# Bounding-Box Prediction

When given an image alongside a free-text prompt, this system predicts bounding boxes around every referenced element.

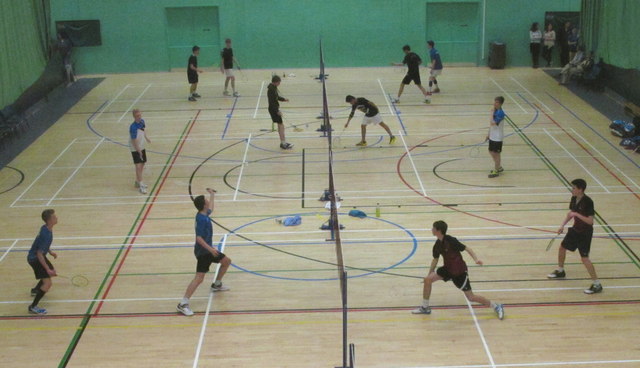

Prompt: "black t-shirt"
[349,97,379,118]
[432,235,467,276]
[403,52,422,75]
[569,195,594,232]
[267,83,285,110]
[187,55,198,75]
[221,48,233,69]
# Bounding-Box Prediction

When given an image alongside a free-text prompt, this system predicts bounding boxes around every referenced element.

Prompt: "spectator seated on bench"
[578,57,604,91]
[560,46,590,84]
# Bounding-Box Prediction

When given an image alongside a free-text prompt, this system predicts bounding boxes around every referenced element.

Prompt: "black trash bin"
[488,42,506,69]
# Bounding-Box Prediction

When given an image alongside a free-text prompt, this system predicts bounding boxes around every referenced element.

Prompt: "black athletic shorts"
[188,72,198,84]
[488,140,503,153]
[269,108,283,124]
[402,73,421,85]
[29,257,54,280]
[561,227,593,257]
[131,149,147,164]
[437,267,471,291]
[196,252,227,273]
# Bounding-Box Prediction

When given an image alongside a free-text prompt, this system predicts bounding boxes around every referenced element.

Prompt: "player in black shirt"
[547,179,602,294]
[345,95,395,147]
[220,38,239,97]
[391,45,430,103]
[267,75,292,149]
[187,46,203,102]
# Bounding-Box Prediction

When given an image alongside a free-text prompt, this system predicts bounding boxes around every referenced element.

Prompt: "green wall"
[50,0,581,73]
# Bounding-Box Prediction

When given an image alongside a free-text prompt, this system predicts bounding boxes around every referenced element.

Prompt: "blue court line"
[387,93,408,136]
[546,92,639,169]
[221,96,239,140]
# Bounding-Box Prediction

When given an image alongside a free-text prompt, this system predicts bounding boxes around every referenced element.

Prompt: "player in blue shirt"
[486,96,506,178]
[177,188,232,316]
[427,40,443,94]
[27,209,58,314]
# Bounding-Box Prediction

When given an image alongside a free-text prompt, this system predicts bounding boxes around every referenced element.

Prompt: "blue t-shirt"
[129,120,145,140]
[430,48,443,70]
[27,225,53,262]
[194,209,213,257]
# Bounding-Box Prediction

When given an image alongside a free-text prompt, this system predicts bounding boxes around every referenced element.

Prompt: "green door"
[166,7,220,70]
[426,2,480,64]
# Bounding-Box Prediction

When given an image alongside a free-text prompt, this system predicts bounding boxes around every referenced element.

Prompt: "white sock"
[181,297,189,305]
[422,299,429,308]
[557,267,564,272]
[490,301,497,309]
[594,279,601,285]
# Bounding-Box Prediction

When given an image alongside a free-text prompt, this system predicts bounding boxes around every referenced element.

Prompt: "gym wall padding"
[50,0,582,73]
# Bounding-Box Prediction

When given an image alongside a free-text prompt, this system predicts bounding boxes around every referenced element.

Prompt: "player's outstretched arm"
[465,246,483,266]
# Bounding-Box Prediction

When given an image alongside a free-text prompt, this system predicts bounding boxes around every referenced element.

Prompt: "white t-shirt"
[530,30,542,43]
[543,30,556,47]
[489,109,505,142]
[129,120,146,152]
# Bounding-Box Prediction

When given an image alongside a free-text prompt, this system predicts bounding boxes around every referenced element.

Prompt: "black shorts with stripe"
[437,267,471,291]
[131,149,147,164]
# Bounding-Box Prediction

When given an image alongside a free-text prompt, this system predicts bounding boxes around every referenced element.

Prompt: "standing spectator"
[220,38,239,97]
[57,32,76,86]
[542,23,556,67]
[558,21,572,66]
[568,27,580,62]
[187,46,203,102]
[529,22,542,68]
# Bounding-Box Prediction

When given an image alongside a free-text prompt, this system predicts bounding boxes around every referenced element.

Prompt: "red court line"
[94,110,201,315]
[4,299,639,321]
[536,103,640,201]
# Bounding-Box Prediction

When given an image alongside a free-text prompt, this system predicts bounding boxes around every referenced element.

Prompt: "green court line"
[505,115,640,270]
[58,118,195,368]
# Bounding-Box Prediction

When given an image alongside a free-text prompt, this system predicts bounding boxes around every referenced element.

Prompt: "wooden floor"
[1,66,639,368]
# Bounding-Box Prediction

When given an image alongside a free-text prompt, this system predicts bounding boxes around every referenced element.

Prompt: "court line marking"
[233,133,252,201]
[463,295,496,368]
[377,78,395,115]
[510,76,552,113]
[405,358,640,368]
[0,239,18,263]
[490,77,526,114]
[46,137,105,206]
[253,81,265,118]
[399,132,427,196]
[10,138,78,208]
[192,234,227,368]
[91,84,130,123]
[543,129,610,193]
[117,83,151,122]
[570,128,640,191]
[221,96,239,139]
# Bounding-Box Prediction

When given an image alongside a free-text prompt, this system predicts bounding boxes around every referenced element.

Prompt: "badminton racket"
[333,127,347,147]
[235,60,248,81]
[545,236,560,252]
[58,274,89,287]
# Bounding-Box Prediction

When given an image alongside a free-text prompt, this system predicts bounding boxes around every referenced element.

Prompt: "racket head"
[59,274,89,287]
[469,145,481,158]
[545,237,558,252]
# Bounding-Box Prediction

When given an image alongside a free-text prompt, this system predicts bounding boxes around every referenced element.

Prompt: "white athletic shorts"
[362,114,383,126]
[224,69,235,77]
[430,69,442,77]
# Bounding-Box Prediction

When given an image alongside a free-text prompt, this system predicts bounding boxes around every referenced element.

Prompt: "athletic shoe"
[497,166,504,173]
[494,304,505,320]
[488,170,499,178]
[547,269,566,279]
[30,288,37,297]
[391,98,400,103]
[211,283,230,292]
[411,306,431,314]
[188,96,197,102]
[28,305,47,315]
[432,88,440,93]
[139,184,148,194]
[584,283,603,294]
[355,141,367,147]
[177,303,194,316]
[389,136,396,144]
[233,92,240,97]
[280,142,293,150]
[192,93,201,98]
[223,90,230,96]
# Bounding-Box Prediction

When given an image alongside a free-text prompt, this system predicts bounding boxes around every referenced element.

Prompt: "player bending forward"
[413,220,504,319]
[345,95,395,147]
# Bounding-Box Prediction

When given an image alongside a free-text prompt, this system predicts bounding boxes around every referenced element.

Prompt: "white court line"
[46,137,105,206]
[0,239,19,263]
[399,132,427,196]
[490,77,526,114]
[10,138,78,208]
[377,78,395,115]
[509,76,552,113]
[544,129,610,193]
[570,128,640,190]
[192,234,227,368]
[463,295,496,368]
[233,134,252,201]
[404,358,640,368]
[92,84,130,123]
[117,83,152,122]
[253,81,265,118]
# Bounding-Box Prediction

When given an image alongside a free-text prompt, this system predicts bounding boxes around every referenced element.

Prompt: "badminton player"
[391,45,430,103]
[27,209,59,315]
[345,95,395,147]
